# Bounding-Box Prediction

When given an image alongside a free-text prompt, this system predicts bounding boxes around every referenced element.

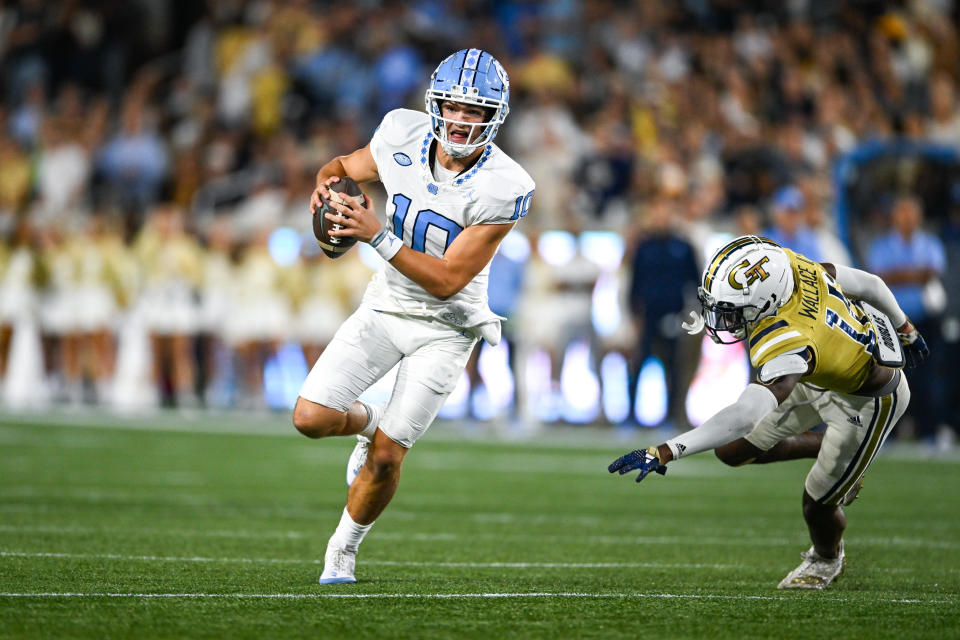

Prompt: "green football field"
[1,411,958,639]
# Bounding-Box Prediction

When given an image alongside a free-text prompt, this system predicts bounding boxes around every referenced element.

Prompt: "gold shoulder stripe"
[750,330,803,366]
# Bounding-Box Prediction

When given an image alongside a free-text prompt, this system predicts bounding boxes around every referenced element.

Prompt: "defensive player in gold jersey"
[610,235,929,590]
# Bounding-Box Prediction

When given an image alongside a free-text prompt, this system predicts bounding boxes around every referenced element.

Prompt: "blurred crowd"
[0,0,958,448]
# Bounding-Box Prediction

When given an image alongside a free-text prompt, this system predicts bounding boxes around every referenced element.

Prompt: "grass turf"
[0,413,958,639]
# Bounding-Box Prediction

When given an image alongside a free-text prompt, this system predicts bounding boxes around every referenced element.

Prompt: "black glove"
[897,319,929,368]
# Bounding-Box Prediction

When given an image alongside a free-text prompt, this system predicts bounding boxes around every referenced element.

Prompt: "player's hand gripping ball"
[313,177,366,259]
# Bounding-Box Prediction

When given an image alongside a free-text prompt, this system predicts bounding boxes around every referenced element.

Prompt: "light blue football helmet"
[425,48,510,158]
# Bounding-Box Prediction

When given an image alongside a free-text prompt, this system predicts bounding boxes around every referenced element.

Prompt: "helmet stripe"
[464,49,481,69]
[459,48,482,87]
[703,237,757,290]
[703,236,783,290]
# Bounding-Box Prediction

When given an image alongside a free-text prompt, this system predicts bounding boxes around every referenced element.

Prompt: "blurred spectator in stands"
[763,185,823,261]
[366,14,424,115]
[684,180,726,265]
[0,219,42,381]
[627,197,700,429]
[938,194,960,451]
[197,216,237,408]
[0,0,48,105]
[36,223,75,401]
[134,204,203,407]
[291,248,369,371]
[465,231,528,419]
[926,72,960,149]
[36,109,92,222]
[0,135,32,215]
[800,174,853,266]
[42,214,129,404]
[867,195,947,443]
[516,231,599,421]
[507,88,585,234]
[226,225,294,411]
[574,116,635,230]
[733,204,763,237]
[97,98,169,222]
[291,7,371,124]
[10,80,46,148]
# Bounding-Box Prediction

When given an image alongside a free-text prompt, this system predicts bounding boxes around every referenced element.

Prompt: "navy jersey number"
[390,193,463,254]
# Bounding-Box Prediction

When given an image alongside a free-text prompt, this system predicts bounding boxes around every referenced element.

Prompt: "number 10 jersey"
[361,108,535,329]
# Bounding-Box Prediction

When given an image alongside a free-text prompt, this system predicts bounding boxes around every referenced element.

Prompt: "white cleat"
[346,435,370,487]
[319,544,357,585]
[778,541,845,590]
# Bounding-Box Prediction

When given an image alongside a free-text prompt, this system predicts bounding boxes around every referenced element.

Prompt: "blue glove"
[897,320,929,368]
[608,446,668,483]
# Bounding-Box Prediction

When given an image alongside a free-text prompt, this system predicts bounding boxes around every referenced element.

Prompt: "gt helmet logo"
[728,256,772,290]
[699,236,794,344]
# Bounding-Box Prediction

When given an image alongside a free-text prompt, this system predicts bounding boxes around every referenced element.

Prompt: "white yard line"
[2,523,958,550]
[0,550,938,574]
[0,551,744,570]
[0,592,947,604]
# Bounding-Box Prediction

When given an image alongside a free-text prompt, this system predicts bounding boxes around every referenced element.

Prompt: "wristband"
[370,228,388,247]
[373,231,403,261]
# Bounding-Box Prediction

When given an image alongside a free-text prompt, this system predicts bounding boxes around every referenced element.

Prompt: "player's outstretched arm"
[609,375,799,483]
[824,263,907,327]
[825,263,929,367]
[309,144,380,215]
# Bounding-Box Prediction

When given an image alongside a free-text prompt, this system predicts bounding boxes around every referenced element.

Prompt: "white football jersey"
[362,108,535,337]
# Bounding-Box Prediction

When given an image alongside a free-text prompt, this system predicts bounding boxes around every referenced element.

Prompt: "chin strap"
[439,139,474,159]
[681,310,705,335]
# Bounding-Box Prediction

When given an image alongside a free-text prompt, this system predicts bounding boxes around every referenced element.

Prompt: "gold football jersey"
[747,249,877,393]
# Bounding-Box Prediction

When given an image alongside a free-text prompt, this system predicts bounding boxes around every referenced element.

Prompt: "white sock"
[357,401,382,440]
[331,507,373,552]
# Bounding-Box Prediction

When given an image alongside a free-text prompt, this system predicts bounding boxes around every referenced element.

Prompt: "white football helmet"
[696,236,795,344]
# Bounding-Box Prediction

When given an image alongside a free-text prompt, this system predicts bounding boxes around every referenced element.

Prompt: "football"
[313,177,366,259]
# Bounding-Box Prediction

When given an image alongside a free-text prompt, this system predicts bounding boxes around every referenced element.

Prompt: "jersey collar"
[419,131,492,191]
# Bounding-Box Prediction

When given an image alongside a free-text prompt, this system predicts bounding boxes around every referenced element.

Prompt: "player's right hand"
[310,176,342,214]
[608,446,668,483]
[897,319,929,368]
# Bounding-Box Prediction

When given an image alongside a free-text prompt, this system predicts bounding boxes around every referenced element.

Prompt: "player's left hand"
[325,192,380,243]
[897,319,929,368]
[608,446,668,483]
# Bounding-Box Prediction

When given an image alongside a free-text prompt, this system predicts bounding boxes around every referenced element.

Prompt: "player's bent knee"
[714,444,743,466]
[292,397,345,438]
[367,442,406,481]
[714,439,759,467]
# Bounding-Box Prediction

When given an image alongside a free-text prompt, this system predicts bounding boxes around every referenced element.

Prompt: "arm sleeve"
[664,383,779,460]
[834,264,907,326]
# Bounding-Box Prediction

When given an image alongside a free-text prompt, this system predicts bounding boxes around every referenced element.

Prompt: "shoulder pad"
[758,352,809,383]
[374,109,429,148]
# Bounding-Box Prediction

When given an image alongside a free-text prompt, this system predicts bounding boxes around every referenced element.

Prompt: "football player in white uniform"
[293,49,535,584]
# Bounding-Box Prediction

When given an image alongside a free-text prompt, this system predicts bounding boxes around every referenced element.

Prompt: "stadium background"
[2,2,960,637]
[0,0,958,451]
